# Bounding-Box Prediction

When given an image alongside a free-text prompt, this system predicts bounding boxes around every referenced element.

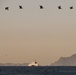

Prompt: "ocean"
[0,66,76,75]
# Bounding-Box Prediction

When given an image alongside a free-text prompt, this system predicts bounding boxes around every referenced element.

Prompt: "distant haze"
[0,0,76,65]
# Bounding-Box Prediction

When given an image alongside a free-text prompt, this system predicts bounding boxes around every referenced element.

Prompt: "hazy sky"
[0,0,76,65]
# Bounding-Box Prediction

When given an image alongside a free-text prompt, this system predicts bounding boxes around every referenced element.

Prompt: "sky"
[0,0,76,65]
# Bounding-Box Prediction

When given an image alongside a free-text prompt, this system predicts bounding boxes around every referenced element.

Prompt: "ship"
[28,61,39,66]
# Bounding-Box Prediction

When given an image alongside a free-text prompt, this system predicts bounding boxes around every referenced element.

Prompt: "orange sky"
[0,0,76,65]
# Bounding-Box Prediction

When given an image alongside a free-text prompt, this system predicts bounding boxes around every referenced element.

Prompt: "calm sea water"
[0,66,76,75]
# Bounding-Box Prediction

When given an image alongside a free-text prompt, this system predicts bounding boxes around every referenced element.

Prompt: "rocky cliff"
[51,54,76,66]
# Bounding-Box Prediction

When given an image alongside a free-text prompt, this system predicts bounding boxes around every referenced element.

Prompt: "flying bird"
[5,7,9,10]
[39,5,44,9]
[58,6,62,9]
[19,5,23,9]
[70,6,73,9]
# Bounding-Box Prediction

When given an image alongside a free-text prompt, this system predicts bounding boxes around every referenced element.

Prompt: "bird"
[5,7,9,10]
[39,5,44,9]
[70,6,73,9]
[58,6,62,9]
[19,5,23,9]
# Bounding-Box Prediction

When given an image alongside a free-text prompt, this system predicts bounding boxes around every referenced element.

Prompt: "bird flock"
[4,5,74,10]
[5,5,23,10]
[58,6,74,9]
